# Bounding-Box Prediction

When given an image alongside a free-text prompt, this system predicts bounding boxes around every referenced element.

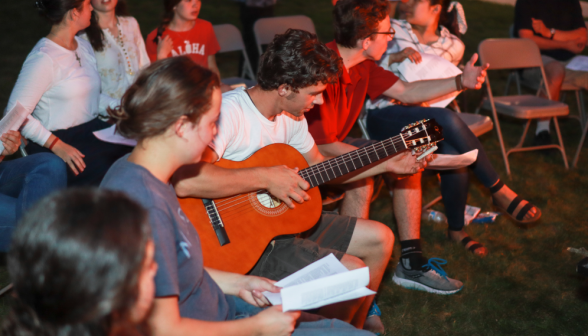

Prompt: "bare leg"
[339,177,374,219]
[536,59,566,132]
[344,218,395,328]
[317,254,367,324]
[393,173,421,241]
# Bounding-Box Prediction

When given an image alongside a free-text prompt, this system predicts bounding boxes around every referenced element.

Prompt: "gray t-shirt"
[100,154,235,321]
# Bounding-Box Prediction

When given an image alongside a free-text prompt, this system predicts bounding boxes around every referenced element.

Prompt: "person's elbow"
[518,29,534,39]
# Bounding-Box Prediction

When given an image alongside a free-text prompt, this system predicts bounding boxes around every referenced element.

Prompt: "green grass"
[1,0,587,334]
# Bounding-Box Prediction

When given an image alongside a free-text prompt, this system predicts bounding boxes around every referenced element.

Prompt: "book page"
[396,53,462,108]
[263,254,375,312]
[0,102,29,153]
[426,149,478,171]
[566,56,588,72]
[93,124,137,147]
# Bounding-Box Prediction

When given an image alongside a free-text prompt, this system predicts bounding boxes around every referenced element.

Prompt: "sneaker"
[392,258,463,295]
[532,130,552,147]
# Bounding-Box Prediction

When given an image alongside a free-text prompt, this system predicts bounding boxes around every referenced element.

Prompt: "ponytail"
[85,0,131,52]
[153,0,182,44]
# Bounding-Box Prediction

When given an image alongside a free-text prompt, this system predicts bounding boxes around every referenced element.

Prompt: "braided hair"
[153,0,183,43]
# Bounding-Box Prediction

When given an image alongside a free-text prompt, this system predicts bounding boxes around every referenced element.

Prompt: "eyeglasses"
[369,27,396,38]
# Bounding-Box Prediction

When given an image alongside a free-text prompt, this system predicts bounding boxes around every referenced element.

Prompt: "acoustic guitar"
[178,119,443,274]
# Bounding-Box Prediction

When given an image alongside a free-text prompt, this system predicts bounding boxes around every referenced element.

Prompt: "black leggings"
[367,105,501,231]
[26,118,132,187]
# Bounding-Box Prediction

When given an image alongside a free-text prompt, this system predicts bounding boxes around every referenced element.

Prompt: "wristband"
[48,137,60,151]
[455,74,464,91]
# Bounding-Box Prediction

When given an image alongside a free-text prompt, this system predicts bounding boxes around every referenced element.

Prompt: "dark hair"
[1,188,152,336]
[35,0,84,25]
[429,0,461,37]
[333,0,389,48]
[257,29,342,92]
[108,56,219,141]
[85,0,131,52]
[153,0,183,43]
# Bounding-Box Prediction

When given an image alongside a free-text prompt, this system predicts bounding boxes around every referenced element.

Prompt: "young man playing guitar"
[173,29,433,331]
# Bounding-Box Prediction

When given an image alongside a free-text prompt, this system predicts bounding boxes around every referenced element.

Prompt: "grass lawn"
[1,0,587,334]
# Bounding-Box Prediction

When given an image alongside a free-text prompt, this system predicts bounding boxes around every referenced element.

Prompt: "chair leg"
[491,108,512,177]
[573,120,588,168]
[577,90,586,129]
[552,117,570,169]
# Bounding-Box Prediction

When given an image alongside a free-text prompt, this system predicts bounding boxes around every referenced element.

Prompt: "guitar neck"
[299,134,407,188]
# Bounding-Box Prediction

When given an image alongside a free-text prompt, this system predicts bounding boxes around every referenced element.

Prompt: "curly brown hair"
[257,29,342,92]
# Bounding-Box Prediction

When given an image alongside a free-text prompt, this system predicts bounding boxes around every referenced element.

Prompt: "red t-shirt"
[306,41,399,145]
[146,19,220,68]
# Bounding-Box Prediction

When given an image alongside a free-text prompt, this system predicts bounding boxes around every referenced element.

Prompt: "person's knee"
[345,177,374,198]
[31,154,67,183]
[394,172,422,190]
[545,61,565,84]
[341,254,366,270]
[357,219,394,253]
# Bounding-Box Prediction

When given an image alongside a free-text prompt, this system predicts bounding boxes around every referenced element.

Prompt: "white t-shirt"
[210,87,315,161]
[80,16,150,115]
[5,37,112,145]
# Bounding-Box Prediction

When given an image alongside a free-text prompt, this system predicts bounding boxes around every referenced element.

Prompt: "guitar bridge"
[202,198,230,246]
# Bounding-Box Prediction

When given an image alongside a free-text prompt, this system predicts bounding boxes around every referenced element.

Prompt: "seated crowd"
[1,0,585,335]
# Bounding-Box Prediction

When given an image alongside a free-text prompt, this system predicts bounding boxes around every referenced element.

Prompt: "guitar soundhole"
[249,192,288,217]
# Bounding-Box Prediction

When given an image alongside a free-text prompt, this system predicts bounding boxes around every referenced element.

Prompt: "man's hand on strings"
[384,150,433,175]
[262,166,311,209]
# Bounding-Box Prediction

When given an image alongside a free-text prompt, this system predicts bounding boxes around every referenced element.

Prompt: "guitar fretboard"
[298,134,407,188]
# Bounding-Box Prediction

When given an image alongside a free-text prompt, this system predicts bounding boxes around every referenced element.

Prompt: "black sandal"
[448,231,488,257]
[490,180,542,224]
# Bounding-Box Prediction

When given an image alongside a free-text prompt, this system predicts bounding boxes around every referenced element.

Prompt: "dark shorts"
[248,212,357,281]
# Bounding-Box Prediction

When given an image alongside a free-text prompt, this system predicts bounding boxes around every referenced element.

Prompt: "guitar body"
[178,144,322,274]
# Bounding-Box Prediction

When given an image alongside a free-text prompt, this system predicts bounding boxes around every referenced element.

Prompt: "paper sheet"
[565,56,588,72]
[93,124,137,147]
[263,254,375,312]
[426,149,478,170]
[0,102,29,153]
[397,53,462,108]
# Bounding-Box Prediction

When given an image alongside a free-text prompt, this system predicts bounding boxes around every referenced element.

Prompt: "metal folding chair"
[253,15,316,58]
[478,38,569,176]
[213,24,256,86]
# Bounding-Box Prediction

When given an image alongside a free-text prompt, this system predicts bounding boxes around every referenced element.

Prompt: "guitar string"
[211,134,418,213]
[211,136,407,210]
[208,134,433,219]
[211,137,412,215]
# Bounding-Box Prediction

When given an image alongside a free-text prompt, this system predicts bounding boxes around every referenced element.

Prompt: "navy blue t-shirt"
[100,154,235,321]
[514,0,585,61]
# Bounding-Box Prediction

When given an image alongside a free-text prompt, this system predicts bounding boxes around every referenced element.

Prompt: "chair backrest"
[253,15,316,56]
[478,38,544,70]
[213,24,255,80]
[214,24,246,53]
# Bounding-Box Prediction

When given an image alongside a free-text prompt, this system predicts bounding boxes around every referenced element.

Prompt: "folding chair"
[213,24,256,86]
[478,38,569,176]
[253,15,316,58]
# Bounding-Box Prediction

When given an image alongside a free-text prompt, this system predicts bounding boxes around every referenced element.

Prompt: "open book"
[396,53,462,108]
[0,102,29,153]
[262,254,375,312]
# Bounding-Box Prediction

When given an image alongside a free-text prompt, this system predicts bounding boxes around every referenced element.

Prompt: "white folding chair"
[213,24,256,86]
[478,38,569,176]
[253,15,316,58]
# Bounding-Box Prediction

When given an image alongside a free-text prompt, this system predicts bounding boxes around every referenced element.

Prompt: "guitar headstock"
[400,119,443,153]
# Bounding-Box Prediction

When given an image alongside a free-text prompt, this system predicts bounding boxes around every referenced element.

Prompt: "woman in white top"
[5,0,132,186]
[366,0,541,257]
[82,0,150,115]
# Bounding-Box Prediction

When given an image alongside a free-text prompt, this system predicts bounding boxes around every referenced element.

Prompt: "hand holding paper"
[0,102,29,153]
[262,254,375,312]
